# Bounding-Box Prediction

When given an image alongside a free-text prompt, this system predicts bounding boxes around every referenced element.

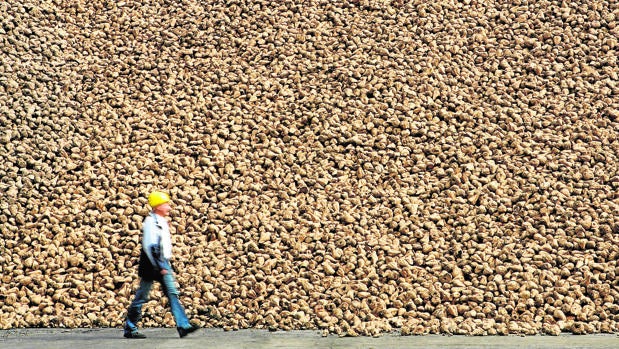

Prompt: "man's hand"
[160,269,168,275]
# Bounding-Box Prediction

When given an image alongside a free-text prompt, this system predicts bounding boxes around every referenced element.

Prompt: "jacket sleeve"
[149,243,168,271]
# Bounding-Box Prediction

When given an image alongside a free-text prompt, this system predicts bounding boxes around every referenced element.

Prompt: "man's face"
[154,203,172,217]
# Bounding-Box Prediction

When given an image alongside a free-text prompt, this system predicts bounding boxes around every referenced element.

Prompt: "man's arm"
[143,216,167,272]
[149,244,168,273]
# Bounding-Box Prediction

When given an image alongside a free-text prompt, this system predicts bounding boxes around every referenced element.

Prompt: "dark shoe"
[124,330,147,339]
[177,325,200,338]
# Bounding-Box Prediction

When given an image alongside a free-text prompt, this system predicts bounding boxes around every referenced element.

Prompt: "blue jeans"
[125,266,191,332]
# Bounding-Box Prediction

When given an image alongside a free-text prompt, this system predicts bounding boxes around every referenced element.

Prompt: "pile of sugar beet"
[1,0,618,336]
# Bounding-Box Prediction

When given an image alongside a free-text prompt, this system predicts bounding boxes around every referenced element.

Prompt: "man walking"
[124,191,199,338]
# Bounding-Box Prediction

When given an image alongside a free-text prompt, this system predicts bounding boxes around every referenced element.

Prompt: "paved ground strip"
[1,328,617,349]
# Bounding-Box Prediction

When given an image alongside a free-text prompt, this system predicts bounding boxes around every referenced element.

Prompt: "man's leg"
[160,270,198,337]
[124,279,153,338]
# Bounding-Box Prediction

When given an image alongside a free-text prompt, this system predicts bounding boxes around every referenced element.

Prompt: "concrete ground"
[0,328,617,349]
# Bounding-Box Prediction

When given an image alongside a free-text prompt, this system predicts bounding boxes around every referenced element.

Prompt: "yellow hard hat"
[148,191,170,208]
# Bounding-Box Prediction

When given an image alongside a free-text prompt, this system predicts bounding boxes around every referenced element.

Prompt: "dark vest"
[138,248,162,281]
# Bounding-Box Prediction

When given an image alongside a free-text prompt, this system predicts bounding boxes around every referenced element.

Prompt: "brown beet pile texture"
[1,0,619,336]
